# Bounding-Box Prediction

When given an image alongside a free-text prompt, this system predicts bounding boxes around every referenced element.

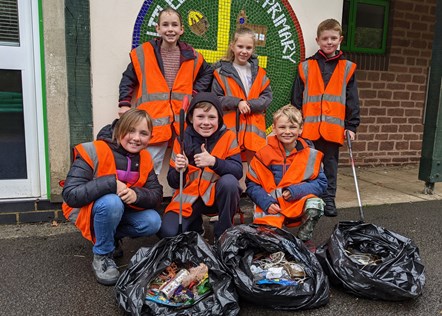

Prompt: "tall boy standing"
[291,18,360,217]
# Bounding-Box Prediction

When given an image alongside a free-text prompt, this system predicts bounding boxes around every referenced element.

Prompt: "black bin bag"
[316,221,425,300]
[215,224,329,310]
[115,231,240,316]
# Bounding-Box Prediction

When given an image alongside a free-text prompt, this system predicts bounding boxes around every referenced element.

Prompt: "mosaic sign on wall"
[132,0,305,129]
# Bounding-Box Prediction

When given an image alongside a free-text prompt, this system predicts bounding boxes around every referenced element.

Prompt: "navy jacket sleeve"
[193,59,213,93]
[245,177,277,212]
[285,168,328,201]
[290,74,304,110]
[118,63,138,107]
[62,157,116,208]
[344,74,360,133]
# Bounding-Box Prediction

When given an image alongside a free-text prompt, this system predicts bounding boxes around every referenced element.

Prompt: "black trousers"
[313,138,340,204]
[159,174,241,239]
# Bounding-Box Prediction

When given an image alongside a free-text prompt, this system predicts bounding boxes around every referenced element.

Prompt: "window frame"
[341,0,389,54]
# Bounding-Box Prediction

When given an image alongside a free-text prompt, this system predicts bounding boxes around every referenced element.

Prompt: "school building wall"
[43,0,436,203]
[347,0,436,166]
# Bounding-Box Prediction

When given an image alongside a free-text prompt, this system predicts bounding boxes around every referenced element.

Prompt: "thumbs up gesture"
[194,144,216,168]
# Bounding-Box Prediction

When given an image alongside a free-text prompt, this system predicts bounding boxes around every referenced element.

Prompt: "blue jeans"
[92,194,161,255]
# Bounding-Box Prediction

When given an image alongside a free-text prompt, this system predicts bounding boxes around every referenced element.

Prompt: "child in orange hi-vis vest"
[212,27,272,163]
[246,105,327,252]
[291,18,360,217]
[159,92,243,240]
[62,109,162,286]
[118,7,213,175]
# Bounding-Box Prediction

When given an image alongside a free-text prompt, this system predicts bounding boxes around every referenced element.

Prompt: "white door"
[0,0,45,199]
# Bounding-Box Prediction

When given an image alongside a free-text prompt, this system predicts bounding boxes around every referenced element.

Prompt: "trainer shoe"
[92,253,120,285]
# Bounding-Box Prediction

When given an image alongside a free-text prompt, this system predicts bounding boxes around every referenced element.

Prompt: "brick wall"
[343,0,436,167]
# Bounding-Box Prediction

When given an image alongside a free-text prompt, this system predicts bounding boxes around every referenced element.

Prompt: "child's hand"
[282,190,292,200]
[116,179,127,194]
[345,129,356,141]
[118,187,137,204]
[194,144,216,168]
[116,179,137,204]
[238,100,251,115]
[118,105,131,117]
[267,203,281,214]
[175,153,188,172]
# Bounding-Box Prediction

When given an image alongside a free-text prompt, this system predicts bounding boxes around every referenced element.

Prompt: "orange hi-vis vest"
[298,59,356,145]
[165,130,240,217]
[130,42,204,144]
[247,137,324,228]
[213,67,270,152]
[62,140,153,243]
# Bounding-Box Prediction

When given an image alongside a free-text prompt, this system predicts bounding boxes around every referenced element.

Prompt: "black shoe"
[113,239,123,259]
[324,200,337,217]
[92,253,120,285]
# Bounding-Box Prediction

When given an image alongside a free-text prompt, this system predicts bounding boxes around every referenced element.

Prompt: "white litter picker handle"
[346,130,365,222]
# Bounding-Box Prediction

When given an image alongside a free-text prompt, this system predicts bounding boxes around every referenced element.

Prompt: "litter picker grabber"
[178,95,189,234]
[346,130,364,222]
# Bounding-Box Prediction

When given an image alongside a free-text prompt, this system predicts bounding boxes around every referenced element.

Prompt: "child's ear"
[339,35,344,44]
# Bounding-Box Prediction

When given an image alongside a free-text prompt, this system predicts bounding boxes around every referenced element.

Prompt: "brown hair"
[113,108,153,144]
[273,104,303,127]
[317,18,342,37]
[222,27,256,62]
[158,7,183,27]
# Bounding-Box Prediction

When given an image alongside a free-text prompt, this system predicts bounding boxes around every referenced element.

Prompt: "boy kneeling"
[246,105,327,252]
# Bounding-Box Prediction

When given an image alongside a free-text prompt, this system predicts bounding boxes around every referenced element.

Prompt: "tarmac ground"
[0,164,441,315]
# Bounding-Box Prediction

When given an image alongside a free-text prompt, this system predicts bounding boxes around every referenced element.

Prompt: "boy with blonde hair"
[246,105,327,251]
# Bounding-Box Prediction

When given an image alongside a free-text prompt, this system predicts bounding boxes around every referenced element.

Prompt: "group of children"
[61,7,360,286]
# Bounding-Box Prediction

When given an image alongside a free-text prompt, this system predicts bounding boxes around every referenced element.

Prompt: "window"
[0,0,19,46]
[342,0,389,54]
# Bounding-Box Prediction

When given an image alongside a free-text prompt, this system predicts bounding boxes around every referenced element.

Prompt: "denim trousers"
[92,194,161,255]
[147,141,169,175]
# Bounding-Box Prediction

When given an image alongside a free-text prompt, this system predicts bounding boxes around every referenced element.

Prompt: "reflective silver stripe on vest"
[136,92,170,106]
[201,182,215,204]
[81,142,99,177]
[172,192,197,205]
[152,116,171,127]
[229,137,239,150]
[343,60,354,97]
[188,171,200,182]
[201,171,220,182]
[322,114,344,127]
[253,211,283,219]
[216,69,233,96]
[304,114,344,127]
[245,123,266,139]
[301,61,310,106]
[261,75,269,87]
[134,45,148,98]
[69,208,80,222]
[248,164,258,179]
[303,149,318,180]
